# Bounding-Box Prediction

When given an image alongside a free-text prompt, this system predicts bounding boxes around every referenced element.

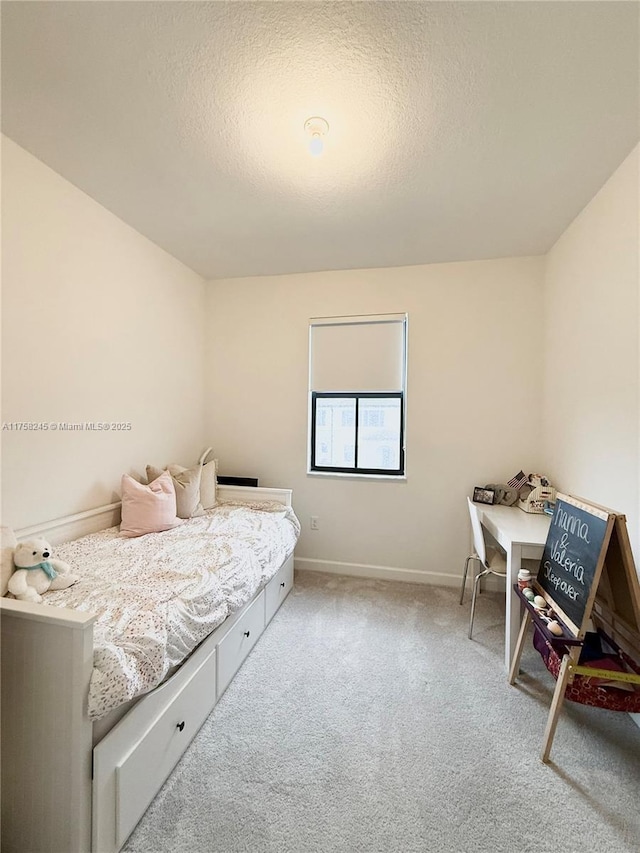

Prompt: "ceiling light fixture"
[304,117,329,157]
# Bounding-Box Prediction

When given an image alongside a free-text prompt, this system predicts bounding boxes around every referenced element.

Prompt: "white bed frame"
[0,485,294,853]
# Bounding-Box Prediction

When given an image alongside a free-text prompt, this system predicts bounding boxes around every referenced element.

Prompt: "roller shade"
[309,314,406,392]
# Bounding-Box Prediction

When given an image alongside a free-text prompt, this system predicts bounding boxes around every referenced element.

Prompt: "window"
[308,314,407,476]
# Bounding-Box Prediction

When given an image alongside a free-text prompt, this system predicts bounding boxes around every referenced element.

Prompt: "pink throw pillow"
[120,471,184,538]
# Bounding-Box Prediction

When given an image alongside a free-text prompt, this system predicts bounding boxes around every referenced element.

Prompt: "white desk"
[478,504,551,669]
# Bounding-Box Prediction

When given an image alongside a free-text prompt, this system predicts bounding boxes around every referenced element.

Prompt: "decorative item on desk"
[507,470,529,491]
[484,483,520,506]
[543,500,555,516]
[472,482,519,506]
[530,474,550,488]
[518,473,556,514]
[472,486,496,505]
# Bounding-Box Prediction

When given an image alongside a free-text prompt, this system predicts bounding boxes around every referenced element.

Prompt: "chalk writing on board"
[537,498,608,629]
[549,534,586,584]
[554,505,591,543]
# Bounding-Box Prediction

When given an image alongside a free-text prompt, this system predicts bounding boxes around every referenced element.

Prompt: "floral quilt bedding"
[46,500,300,719]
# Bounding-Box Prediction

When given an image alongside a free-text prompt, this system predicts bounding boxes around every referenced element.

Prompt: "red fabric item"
[533,629,640,713]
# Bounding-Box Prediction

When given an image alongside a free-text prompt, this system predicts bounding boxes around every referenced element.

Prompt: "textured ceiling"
[2,1,639,280]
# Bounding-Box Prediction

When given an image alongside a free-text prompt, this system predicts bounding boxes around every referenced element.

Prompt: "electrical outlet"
[310,516,319,530]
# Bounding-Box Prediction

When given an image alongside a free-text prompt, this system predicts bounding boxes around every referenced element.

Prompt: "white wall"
[1,137,206,529]
[6,128,635,591]
[542,145,639,563]
[205,257,545,584]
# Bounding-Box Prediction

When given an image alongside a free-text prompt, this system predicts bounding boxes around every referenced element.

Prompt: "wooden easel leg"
[508,610,531,685]
[541,652,573,763]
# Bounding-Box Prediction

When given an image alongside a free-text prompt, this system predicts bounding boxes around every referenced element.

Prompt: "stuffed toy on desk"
[8,537,79,603]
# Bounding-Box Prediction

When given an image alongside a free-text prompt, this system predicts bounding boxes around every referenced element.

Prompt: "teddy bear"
[8,537,79,603]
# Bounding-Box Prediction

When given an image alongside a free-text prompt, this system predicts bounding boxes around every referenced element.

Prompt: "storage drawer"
[217,591,265,698]
[265,555,294,625]
[115,648,217,849]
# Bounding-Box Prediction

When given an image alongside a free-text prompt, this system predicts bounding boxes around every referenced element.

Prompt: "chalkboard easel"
[508,493,640,762]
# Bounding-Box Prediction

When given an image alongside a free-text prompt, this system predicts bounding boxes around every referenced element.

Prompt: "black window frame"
[310,391,405,476]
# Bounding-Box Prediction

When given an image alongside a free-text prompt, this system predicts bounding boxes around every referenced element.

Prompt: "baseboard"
[294,557,505,592]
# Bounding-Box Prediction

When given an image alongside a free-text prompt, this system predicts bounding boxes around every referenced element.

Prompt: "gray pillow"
[146,464,204,519]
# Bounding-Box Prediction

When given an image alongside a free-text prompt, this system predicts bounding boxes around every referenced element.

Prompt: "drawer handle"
[280,582,286,588]
[176,721,185,732]
[244,630,250,638]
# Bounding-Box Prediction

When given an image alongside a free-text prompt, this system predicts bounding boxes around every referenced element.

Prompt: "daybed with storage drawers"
[1,485,297,853]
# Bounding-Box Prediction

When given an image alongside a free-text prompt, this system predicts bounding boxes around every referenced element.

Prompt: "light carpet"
[124,571,640,853]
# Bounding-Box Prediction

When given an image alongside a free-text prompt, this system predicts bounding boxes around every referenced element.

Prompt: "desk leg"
[504,544,522,670]
[508,610,531,684]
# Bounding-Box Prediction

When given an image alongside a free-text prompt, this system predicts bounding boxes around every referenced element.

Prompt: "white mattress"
[46,500,300,719]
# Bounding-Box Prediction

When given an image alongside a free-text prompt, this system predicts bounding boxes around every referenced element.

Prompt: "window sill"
[306,470,407,482]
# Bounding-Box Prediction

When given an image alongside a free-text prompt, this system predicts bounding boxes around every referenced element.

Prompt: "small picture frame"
[473,486,496,505]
